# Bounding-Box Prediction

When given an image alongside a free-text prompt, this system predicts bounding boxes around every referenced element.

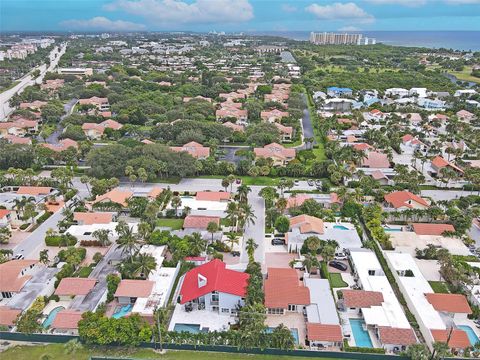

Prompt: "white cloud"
[338,26,361,31]
[444,0,480,4]
[281,4,298,12]
[306,2,375,23]
[61,16,146,31]
[366,0,427,6]
[105,0,254,24]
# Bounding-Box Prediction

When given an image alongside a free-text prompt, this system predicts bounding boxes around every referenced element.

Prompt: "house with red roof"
[81,119,123,140]
[51,310,83,334]
[78,96,110,111]
[254,143,295,166]
[0,306,22,330]
[54,278,97,301]
[425,293,471,322]
[40,138,78,152]
[307,323,343,349]
[274,122,293,142]
[400,134,426,154]
[430,329,471,351]
[384,191,429,211]
[170,141,210,159]
[430,156,464,177]
[0,209,13,228]
[260,109,289,123]
[0,260,38,299]
[456,109,476,123]
[0,119,39,137]
[183,215,220,230]
[178,259,249,314]
[361,151,390,169]
[412,223,455,236]
[92,188,133,208]
[114,279,154,305]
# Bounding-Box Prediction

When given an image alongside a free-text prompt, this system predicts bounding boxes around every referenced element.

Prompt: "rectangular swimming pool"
[112,304,133,319]
[349,319,373,348]
[174,323,202,333]
[458,325,479,346]
[267,327,299,344]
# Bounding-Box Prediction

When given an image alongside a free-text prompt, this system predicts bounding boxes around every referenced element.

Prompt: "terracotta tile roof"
[170,141,210,159]
[431,156,464,173]
[353,143,373,151]
[147,187,163,199]
[100,119,122,130]
[78,96,108,106]
[378,327,417,346]
[73,212,114,225]
[115,279,154,298]
[361,151,390,168]
[4,135,32,144]
[183,215,220,229]
[307,323,343,342]
[342,290,384,308]
[16,186,51,195]
[431,329,470,349]
[330,193,340,204]
[274,122,293,135]
[254,143,295,161]
[412,223,455,235]
[384,191,429,209]
[141,139,154,145]
[55,278,97,296]
[222,121,245,132]
[425,293,472,314]
[260,109,289,121]
[286,194,311,209]
[290,214,324,234]
[371,170,387,180]
[264,268,310,309]
[195,191,230,202]
[0,260,37,292]
[180,259,249,303]
[82,123,104,133]
[0,306,21,326]
[41,138,79,152]
[0,209,11,219]
[93,188,133,207]
[51,310,83,329]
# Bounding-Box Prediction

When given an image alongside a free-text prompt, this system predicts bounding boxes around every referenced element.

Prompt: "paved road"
[298,93,316,150]
[45,98,78,144]
[0,44,66,120]
[240,187,266,264]
[420,189,475,202]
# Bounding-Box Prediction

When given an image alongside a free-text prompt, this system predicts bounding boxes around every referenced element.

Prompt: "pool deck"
[168,303,234,332]
[265,312,306,345]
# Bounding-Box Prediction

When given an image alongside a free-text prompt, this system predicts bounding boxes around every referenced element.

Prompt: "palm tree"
[133,253,157,279]
[276,197,287,213]
[92,229,111,246]
[80,175,92,197]
[221,178,230,192]
[206,221,219,243]
[189,232,207,255]
[225,201,239,230]
[137,222,152,243]
[116,221,139,260]
[320,244,336,264]
[226,232,239,251]
[240,203,256,231]
[237,184,251,203]
[171,196,182,217]
[302,253,320,274]
[245,238,257,263]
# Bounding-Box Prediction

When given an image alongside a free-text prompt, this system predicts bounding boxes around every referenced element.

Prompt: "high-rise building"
[309,32,375,46]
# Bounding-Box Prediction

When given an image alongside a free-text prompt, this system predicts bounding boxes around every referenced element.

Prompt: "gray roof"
[305,278,339,325]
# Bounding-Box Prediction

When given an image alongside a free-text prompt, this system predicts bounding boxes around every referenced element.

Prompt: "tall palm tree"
[302,253,320,274]
[225,201,239,231]
[245,238,257,263]
[240,203,256,232]
[237,184,251,203]
[116,221,140,260]
[189,232,207,255]
[171,196,182,217]
[226,232,239,251]
[133,253,157,279]
[92,229,111,246]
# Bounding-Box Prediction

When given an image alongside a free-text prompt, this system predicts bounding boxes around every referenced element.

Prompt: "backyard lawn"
[428,281,450,294]
[156,218,184,230]
[1,344,354,360]
[449,67,479,83]
[329,273,348,288]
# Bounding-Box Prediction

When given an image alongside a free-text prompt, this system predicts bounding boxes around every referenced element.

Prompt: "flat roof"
[350,250,410,329]
[304,278,339,325]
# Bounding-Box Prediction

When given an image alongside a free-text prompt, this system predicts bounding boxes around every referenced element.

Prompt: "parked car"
[13,254,24,260]
[307,179,314,186]
[236,178,242,184]
[335,252,348,260]
[294,179,300,185]
[315,179,322,187]
[329,260,348,271]
[231,251,240,257]
[271,238,285,245]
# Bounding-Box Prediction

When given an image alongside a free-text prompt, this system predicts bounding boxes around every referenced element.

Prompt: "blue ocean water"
[252,31,480,52]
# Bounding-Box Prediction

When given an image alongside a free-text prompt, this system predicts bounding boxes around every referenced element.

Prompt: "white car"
[334,252,348,260]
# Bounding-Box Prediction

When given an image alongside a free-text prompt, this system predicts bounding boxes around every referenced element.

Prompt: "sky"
[1,0,480,33]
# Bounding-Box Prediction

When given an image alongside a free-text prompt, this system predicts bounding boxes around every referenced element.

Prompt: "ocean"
[251,31,480,52]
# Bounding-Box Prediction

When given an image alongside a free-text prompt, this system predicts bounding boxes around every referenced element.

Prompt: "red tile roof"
[289,214,324,235]
[55,278,97,296]
[179,259,249,303]
[361,151,390,168]
[342,290,384,308]
[93,188,133,207]
[431,156,464,173]
[115,280,154,298]
[378,327,416,346]
[170,141,210,158]
[147,187,163,199]
[307,323,343,342]
[51,310,83,329]
[16,186,51,195]
[0,209,10,219]
[73,212,114,225]
[0,260,37,292]
[286,194,311,209]
[264,268,310,309]
[431,329,470,349]
[384,191,429,209]
[254,143,296,161]
[183,215,220,229]
[425,293,472,314]
[0,306,21,326]
[412,223,455,236]
[195,191,230,202]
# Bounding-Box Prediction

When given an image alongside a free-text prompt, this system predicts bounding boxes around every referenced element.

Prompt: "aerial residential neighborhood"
[1,3,480,360]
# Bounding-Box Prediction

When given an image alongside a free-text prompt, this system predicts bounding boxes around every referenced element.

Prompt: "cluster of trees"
[361,204,393,250]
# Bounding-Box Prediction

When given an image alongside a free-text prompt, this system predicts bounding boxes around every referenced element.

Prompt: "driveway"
[217,145,248,164]
[240,187,265,265]
[420,190,473,202]
[298,93,316,150]
[45,98,78,144]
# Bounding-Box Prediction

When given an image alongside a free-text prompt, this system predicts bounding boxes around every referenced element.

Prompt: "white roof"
[350,250,411,329]
[66,222,138,238]
[384,252,445,331]
[305,278,339,325]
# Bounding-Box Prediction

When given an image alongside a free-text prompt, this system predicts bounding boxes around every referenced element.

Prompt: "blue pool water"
[334,225,349,230]
[112,304,133,319]
[349,319,373,348]
[458,325,480,346]
[384,227,402,232]
[174,323,202,333]
[267,327,299,344]
[43,306,65,328]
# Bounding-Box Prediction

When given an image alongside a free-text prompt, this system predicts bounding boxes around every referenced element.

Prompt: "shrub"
[36,211,52,225]
[45,234,77,247]
[106,274,120,303]
[80,240,102,247]
[19,223,29,230]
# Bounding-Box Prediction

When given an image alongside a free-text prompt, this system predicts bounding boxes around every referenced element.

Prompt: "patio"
[265,312,306,345]
[168,303,235,332]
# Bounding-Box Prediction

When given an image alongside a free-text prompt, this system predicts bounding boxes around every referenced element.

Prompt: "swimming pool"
[383,227,402,232]
[43,306,65,328]
[349,319,373,348]
[112,304,133,319]
[334,225,349,230]
[174,323,202,333]
[267,327,299,344]
[458,325,480,346]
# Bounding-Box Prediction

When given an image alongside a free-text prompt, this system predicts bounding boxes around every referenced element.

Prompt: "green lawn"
[329,273,348,288]
[197,175,281,186]
[449,67,479,83]
[1,344,351,360]
[76,266,93,278]
[428,281,450,294]
[156,218,184,230]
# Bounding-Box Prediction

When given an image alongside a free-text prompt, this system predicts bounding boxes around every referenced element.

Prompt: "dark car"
[329,260,348,271]
[236,178,242,184]
[231,251,240,257]
[271,238,285,245]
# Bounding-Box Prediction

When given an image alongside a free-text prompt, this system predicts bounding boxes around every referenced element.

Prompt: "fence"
[0,332,470,360]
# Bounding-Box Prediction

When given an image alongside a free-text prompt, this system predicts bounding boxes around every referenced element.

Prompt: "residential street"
[45,98,78,144]
[298,93,316,150]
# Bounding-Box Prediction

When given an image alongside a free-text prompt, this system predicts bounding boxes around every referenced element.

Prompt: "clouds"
[104,0,254,25]
[366,0,427,7]
[338,25,361,31]
[281,4,298,13]
[61,16,146,31]
[306,2,375,23]
[444,0,480,3]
